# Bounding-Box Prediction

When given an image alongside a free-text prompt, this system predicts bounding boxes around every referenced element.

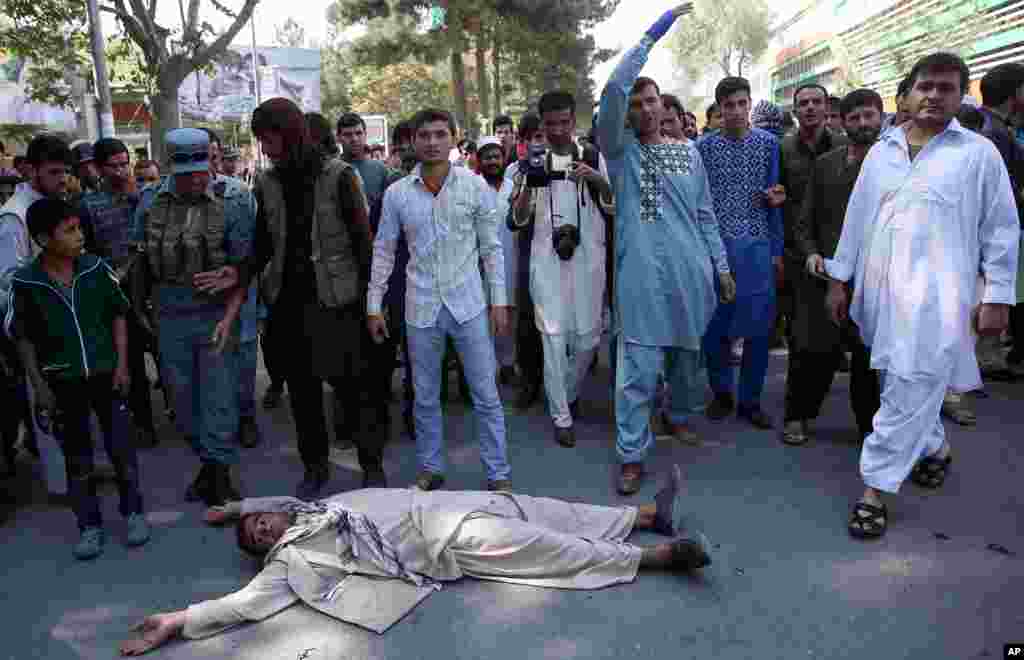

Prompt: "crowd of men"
[0,5,1020,578]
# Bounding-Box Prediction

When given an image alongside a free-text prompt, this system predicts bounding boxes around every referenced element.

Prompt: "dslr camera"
[552,224,580,261]
[525,144,575,189]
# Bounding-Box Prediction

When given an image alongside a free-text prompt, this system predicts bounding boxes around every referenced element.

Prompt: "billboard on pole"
[178,46,320,123]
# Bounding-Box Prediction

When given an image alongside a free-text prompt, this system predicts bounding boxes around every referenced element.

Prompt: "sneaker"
[125,513,151,547]
[414,471,445,491]
[184,463,215,503]
[706,393,735,421]
[781,420,809,445]
[73,526,105,560]
[671,423,700,446]
[554,425,576,448]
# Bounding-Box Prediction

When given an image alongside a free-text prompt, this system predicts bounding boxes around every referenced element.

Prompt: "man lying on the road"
[120,470,710,656]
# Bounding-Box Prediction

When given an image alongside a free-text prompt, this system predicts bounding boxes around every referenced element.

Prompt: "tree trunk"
[492,29,502,116]
[149,89,181,165]
[475,33,490,123]
[450,50,469,137]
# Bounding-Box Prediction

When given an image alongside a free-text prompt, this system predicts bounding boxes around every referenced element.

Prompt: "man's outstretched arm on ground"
[119,562,296,655]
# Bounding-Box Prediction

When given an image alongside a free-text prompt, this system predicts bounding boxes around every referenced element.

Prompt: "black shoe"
[135,427,158,448]
[362,467,387,488]
[185,463,215,503]
[555,425,576,448]
[517,382,541,410]
[706,393,735,421]
[206,464,241,507]
[296,464,330,500]
[738,404,774,430]
[239,416,262,448]
[262,386,284,410]
[498,365,517,386]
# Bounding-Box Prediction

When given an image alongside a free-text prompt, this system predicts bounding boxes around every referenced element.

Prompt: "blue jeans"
[238,339,258,421]
[615,336,705,464]
[406,307,510,480]
[158,316,240,466]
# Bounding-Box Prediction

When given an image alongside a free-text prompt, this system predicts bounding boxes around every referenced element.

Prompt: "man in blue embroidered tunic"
[597,4,734,495]
[698,76,784,431]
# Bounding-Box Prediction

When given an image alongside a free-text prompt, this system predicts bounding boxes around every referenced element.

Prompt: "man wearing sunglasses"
[130,128,254,507]
[78,138,159,449]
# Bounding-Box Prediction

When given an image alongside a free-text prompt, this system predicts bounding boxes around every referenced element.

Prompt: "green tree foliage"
[1,0,260,160]
[670,0,773,81]
[325,0,618,134]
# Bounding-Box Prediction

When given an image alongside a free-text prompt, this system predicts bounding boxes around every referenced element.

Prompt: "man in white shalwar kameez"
[510,91,610,448]
[825,53,1020,539]
[118,472,711,656]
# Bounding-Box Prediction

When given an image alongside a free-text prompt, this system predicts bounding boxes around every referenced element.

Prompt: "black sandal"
[848,501,887,539]
[910,454,952,489]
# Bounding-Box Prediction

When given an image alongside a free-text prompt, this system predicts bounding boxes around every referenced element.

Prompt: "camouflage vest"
[144,188,227,286]
[258,158,361,308]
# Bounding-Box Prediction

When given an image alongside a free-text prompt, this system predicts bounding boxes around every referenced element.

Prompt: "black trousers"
[51,373,143,530]
[261,308,289,391]
[276,300,384,472]
[1009,303,1024,365]
[126,317,155,433]
[783,323,881,438]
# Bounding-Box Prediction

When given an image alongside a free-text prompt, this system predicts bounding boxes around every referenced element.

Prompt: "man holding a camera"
[510,91,611,449]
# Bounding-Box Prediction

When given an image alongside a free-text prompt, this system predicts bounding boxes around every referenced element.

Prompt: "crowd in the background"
[0,4,1020,568]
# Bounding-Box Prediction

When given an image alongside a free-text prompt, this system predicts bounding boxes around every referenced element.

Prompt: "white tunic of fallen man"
[118,468,708,656]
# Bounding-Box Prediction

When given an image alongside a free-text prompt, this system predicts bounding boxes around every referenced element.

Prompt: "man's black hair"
[26,134,70,167]
[200,127,222,148]
[715,77,751,104]
[538,91,576,117]
[630,76,660,98]
[661,93,685,118]
[706,103,720,121]
[492,114,514,133]
[336,112,367,133]
[839,89,884,118]
[518,113,541,139]
[685,111,697,122]
[828,95,842,107]
[793,83,828,105]
[907,52,970,96]
[392,119,415,146]
[894,76,909,100]
[957,105,985,132]
[305,112,339,157]
[93,138,129,167]
[26,197,77,244]
[411,108,457,136]
[981,62,1024,109]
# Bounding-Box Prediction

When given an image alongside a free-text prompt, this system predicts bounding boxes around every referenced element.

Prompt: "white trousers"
[541,330,599,428]
[448,494,642,590]
[861,370,948,494]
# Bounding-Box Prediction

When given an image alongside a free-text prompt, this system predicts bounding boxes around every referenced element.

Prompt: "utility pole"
[85,0,115,138]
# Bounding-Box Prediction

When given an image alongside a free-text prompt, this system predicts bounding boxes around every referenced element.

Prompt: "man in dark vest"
[195,98,377,498]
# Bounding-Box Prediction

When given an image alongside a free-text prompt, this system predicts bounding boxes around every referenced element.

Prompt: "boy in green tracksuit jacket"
[5,198,150,560]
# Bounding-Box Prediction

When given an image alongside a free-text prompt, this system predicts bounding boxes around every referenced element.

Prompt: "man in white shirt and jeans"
[367,108,512,492]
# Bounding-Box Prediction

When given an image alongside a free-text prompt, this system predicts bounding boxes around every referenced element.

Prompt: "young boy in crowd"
[5,198,150,559]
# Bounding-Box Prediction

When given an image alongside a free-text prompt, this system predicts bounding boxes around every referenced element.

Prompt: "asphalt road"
[3,347,1022,660]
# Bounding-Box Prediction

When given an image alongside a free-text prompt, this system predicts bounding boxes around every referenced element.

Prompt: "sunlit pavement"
[3,347,1022,660]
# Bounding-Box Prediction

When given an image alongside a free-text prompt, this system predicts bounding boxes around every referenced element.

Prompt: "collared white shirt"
[825,119,1020,390]
[368,163,506,328]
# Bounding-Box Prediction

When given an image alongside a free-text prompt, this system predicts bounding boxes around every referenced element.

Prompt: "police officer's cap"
[165,128,210,175]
